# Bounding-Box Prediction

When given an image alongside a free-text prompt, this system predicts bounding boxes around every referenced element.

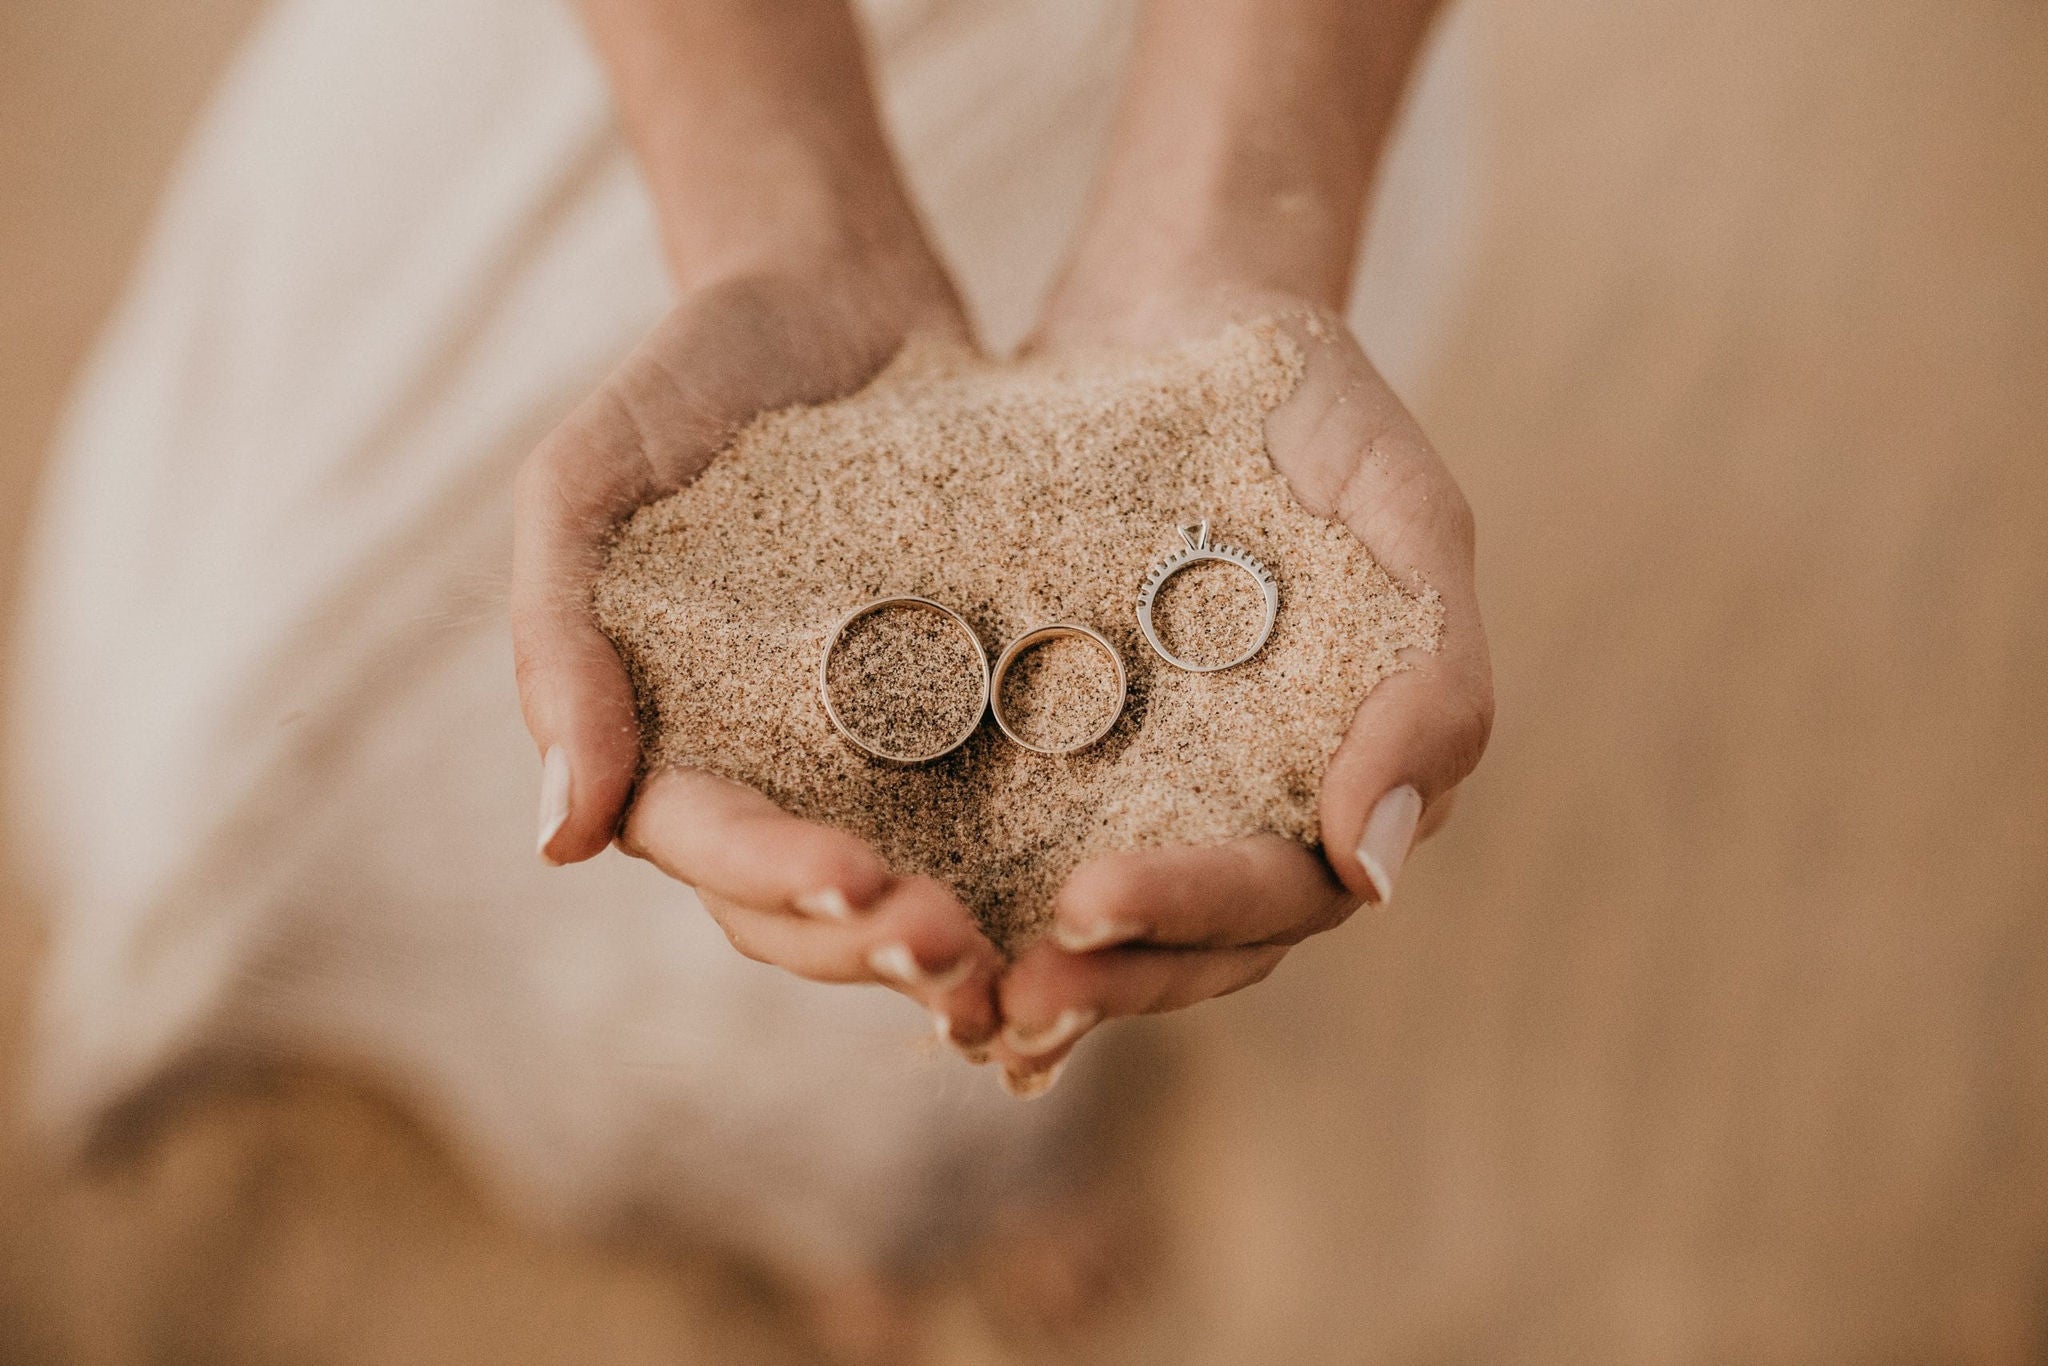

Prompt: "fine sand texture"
[594,322,1441,948]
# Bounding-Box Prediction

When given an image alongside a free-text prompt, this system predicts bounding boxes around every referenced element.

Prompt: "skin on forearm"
[1050,0,1443,320]
[576,0,935,288]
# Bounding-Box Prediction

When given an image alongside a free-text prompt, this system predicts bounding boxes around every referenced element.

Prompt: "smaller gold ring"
[818,596,989,764]
[988,622,1128,756]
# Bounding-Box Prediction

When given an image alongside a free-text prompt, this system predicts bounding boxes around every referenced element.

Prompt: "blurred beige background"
[2,0,2044,1361]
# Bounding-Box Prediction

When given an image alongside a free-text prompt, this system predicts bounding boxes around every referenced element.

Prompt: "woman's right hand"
[510,244,1008,1053]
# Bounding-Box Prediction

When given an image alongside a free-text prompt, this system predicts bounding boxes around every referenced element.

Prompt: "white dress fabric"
[7,0,1479,1276]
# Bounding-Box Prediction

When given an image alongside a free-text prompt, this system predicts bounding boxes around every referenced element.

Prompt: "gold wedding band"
[988,622,1127,756]
[818,596,989,764]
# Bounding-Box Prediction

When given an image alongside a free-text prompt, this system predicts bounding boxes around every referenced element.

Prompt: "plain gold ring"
[818,596,989,764]
[988,622,1128,756]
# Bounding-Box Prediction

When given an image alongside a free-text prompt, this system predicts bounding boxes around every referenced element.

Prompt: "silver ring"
[988,622,1127,756]
[818,596,989,764]
[1134,519,1279,672]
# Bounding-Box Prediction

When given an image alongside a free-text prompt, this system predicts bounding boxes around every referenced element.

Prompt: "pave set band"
[1135,520,1279,673]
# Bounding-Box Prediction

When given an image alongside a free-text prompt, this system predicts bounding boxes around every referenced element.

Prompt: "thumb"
[1316,455,1492,904]
[1270,323,1493,906]
[511,390,662,864]
[1319,608,1492,906]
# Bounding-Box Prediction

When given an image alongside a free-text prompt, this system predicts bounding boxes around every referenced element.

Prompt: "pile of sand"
[594,321,1440,950]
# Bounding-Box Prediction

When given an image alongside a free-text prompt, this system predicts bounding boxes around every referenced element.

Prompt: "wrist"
[1042,0,1440,340]
[654,171,966,352]
[1037,180,1364,352]
[579,0,941,295]
[1044,187,1356,336]
[637,122,933,295]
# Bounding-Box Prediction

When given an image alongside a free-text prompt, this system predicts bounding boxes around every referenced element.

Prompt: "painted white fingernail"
[1051,918,1144,953]
[868,943,922,985]
[793,888,856,921]
[1001,1007,1101,1059]
[931,1011,992,1065]
[536,746,571,861]
[1356,784,1423,905]
[1001,1057,1069,1100]
[868,943,972,992]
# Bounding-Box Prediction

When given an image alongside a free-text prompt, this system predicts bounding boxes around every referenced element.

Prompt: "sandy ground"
[2,1,2044,1361]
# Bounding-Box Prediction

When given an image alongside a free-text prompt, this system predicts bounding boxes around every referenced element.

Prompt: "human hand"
[512,0,1016,1047]
[984,290,1494,1094]
[511,247,1009,1048]
[958,0,1472,1095]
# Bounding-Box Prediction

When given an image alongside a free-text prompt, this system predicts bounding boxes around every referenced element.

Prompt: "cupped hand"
[987,292,1495,1094]
[511,249,1007,1047]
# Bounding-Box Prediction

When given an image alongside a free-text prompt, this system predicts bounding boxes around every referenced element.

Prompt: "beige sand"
[594,321,1440,949]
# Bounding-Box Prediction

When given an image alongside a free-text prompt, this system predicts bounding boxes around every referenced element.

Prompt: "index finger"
[1046,835,1355,953]
[619,766,895,916]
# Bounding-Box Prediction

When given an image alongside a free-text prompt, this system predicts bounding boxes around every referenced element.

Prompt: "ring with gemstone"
[988,622,1127,756]
[1134,519,1280,672]
[818,596,990,764]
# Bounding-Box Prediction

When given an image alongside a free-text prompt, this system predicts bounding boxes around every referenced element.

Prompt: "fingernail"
[793,888,856,921]
[1001,1057,1068,1100]
[869,943,922,985]
[934,1012,994,1063]
[1000,1007,1101,1059]
[868,943,974,992]
[1051,918,1144,953]
[1356,784,1423,905]
[536,746,571,861]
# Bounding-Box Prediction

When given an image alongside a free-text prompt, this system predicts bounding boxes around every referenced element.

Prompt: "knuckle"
[1448,673,1496,777]
[1440,483,1478,558]
[996,969,1059,1025]
[511,639,549,701]
[1297,895,1358,941]
[1063,858,1147,918]
[1213,951,1286,1001]
[1141,960,1193,1015]
[513,436,577,521]
[720,922,772,967]
[1334,445,1424,540]
[1337,440,1477,574]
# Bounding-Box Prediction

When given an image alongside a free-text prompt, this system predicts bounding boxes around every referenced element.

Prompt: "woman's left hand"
[985,292,1494,1096]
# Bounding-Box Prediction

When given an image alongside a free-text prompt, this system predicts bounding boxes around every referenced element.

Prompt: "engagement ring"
[1134,519,1279,672]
